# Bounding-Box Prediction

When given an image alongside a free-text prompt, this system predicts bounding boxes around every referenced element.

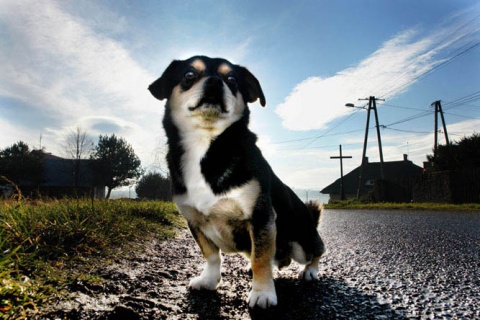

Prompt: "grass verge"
[325,199,480,211]
[0,199,184,319]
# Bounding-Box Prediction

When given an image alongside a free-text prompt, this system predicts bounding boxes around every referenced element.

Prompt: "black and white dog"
[149,56,325,309]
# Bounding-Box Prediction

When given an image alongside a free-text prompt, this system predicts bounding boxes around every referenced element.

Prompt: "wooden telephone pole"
[330,145,352,200]
[431,100,450,156]
[356,96,385,199]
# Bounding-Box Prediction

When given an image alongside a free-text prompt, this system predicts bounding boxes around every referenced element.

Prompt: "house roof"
[321,156,423,195]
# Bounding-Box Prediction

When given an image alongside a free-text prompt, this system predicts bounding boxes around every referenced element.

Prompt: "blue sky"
[1,0,479,197]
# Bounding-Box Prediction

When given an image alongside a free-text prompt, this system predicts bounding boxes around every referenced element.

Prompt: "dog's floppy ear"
[148,60,182,101]
[238,67,266,107]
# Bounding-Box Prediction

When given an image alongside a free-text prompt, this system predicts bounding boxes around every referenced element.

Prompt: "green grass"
[0,199,184,319]
[325,199,480,211]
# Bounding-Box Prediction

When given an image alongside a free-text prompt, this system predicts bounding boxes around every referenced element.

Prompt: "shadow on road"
[185,276,405,319]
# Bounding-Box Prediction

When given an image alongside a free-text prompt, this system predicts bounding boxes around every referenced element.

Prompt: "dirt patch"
[38,230,400,319]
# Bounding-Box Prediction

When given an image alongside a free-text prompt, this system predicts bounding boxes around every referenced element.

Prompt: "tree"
[0,141,44,189]
[135,172,171,200]
[90,134,143,199]
[63,126,94,192]
[457,133,480,169]
[427,133,480,171]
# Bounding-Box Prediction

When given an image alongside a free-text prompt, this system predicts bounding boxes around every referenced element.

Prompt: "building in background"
[41,153,105,199]
[321,155,422,202]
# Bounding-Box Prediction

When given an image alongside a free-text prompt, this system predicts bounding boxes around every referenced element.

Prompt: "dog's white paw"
[299,267,319,281]
[189,274,220,291]
[248,288,277,309]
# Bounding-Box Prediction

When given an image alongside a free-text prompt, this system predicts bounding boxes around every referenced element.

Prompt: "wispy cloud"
[276,9,480,131]
[0,0,164,165]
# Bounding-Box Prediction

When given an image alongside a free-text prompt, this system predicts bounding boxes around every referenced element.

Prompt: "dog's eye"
[227,75,237,84]
[184,71,197,80]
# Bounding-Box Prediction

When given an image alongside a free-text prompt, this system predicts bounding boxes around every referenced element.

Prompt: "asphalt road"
[317,209,480,319]
[41,209,480,319]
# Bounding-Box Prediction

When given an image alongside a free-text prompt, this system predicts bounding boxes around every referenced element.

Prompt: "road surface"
[41,209,480,319]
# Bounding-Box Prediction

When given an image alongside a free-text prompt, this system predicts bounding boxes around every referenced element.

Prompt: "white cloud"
[0,0,158,116]
[0,0,165,169]
[0,118,37,148]
[276,11,480,131]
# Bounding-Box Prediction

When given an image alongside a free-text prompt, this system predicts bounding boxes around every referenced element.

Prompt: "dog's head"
[149,56,265,132]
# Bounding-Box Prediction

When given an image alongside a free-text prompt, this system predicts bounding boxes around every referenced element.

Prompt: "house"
[2,153,105,199]
[39,153,105,199]
[321,154,422,202]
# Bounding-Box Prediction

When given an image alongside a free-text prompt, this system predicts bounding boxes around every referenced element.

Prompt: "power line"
[382,90,480,129]
[380,103,426,111]
[272,127,368,145]
[384,127,432,134]
[443,112,479,120]
[385,110,432,127]
[380,40,480,99]
[433,14,480,50]
[300,109,362,149]
[443,91,480,108]
[274,89,480,152]
[278,141,363,152]
[377,15,480,99]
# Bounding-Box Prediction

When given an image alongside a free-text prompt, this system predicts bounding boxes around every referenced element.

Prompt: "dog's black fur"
[149,56,325,308]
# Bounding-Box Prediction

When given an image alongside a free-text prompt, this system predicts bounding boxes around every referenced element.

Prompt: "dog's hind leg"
[188,224,222,290]
[299,255,321,281]
[298,234,325,281]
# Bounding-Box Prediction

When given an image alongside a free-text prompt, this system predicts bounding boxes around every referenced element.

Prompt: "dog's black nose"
[203,76,224,104]
[205,76,223,89]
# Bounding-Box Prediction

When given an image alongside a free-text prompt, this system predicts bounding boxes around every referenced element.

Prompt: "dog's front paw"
[299,267,318,281]
[248,288,277,309]
[189,274,220,291]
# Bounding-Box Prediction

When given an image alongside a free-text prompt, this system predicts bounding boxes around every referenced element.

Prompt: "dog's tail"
[305,200,323,227]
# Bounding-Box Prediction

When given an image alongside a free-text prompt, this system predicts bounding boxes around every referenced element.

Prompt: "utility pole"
[349,96,385,199]
[330,145,352,200]
[431,100,449,156]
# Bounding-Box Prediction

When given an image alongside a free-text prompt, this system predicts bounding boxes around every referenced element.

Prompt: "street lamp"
[345,103,367,109]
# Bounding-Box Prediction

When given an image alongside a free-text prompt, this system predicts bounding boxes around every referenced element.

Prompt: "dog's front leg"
[188,224,222,290]
[248,204,277,309]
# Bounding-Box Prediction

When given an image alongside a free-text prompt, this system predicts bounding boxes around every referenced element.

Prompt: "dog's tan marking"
[178,198,251,254]
[218,63,232,75]
[249,224,276,284]
[248,223,277,308]
[195,227,219,259]
[191,58,206,72]
[251,254,274,284]
[210,198,243,217]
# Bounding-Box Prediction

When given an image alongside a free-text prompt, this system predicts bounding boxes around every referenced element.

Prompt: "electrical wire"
[380,40,480,100]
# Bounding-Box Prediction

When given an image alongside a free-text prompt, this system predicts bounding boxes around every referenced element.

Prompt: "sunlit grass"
[0,198,184,318]
[325,199,480,211]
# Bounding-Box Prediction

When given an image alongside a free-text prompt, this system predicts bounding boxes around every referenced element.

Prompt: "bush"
[135,172,171,201]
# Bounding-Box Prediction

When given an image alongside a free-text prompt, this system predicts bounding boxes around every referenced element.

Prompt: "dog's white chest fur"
[174,131,259,217]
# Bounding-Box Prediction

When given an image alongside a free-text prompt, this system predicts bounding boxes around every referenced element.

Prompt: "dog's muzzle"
[189,76,227,113]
